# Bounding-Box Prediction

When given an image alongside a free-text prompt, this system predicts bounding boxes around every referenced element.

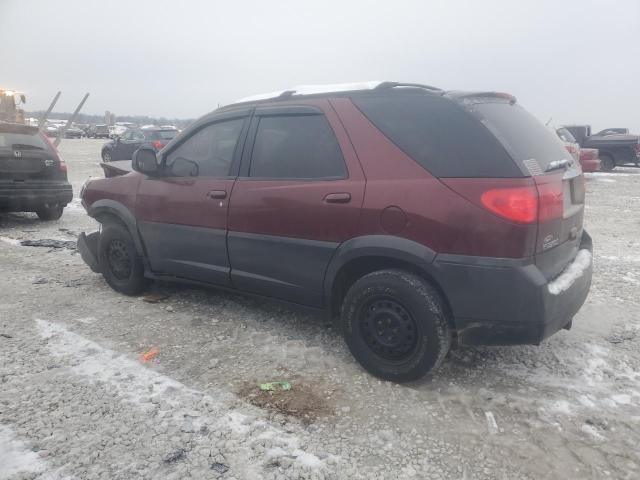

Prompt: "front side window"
[249,115,346,179]
[165,119,244,177]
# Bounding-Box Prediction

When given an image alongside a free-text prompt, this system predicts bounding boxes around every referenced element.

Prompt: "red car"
[579,148,601,172]
[78,82,592,382]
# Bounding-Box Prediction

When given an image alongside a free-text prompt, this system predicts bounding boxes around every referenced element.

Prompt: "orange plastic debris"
[140,346,159,362]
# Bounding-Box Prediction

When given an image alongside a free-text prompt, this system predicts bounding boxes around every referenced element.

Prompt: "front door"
[136,114,249,285]
[227,101,365,306]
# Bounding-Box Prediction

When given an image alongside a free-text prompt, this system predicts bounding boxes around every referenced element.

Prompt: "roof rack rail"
[374,82,442,92]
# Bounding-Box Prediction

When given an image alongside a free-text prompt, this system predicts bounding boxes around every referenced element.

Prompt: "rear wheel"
[97,222,148,295]
[36,203,64,221]
[102,150,112,162]
[600,154,615,171]
[340,269,451,382]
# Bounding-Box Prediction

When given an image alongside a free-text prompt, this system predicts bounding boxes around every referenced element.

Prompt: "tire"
[97,222,148,295]
[341,269,451,382]
[102,150,112,162]
[36,203,64,221]
[600,154,615,171]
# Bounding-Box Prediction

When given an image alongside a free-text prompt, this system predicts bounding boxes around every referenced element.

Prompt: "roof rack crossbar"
[374,82,442,92]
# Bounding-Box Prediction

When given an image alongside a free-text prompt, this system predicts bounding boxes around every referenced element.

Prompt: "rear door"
[135,111,250,285]
[227,101,365,306]
[0,125,62,182]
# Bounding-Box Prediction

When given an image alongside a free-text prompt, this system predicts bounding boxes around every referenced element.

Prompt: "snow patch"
[581,424,605,441]
[35,319,330,475]
[234,81,382,103]
[550,400,574,416]
[547,249,592,295]
[0,236,21,246]
[0,424,66,480]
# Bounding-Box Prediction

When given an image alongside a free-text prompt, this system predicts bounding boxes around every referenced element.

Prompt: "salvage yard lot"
[1,138,639,479]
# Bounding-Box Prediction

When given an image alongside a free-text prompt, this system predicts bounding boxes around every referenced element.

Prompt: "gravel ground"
[1,139,639,480]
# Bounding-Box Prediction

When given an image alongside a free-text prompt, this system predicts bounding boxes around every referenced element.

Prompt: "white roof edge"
[233,81,383,104]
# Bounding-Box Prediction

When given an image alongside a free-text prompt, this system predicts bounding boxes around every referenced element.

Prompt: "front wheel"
[36,203,64,221]
[341,269,451,382]
[97,223,148,295]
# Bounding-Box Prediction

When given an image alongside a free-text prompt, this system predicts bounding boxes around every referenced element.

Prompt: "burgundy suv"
[78,82,592,382]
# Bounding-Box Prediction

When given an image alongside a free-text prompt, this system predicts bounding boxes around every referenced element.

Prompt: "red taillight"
[635,142,640,154]
[153,140,164,150]
[58,159,67,173]
[480,187,538,224]
[536,181,563,222]
[564,144,577,155]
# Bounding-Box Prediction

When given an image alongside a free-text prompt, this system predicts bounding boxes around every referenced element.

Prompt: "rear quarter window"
[351,94,522,178]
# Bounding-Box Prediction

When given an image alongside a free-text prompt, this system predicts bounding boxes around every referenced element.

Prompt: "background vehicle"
[0,89,27,123]
[555,127,581,162]
[88,124,110,139]
[64,126,84,139]
[564,124,639,170]
[78,82,592,382]
[579,148,600,172]
[100,127,178,161]
[595,128,629,136]
[0,122,72,220]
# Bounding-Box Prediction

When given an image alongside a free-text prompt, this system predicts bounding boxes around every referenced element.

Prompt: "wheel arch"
[324,235,453,327]
[88,199,144,256]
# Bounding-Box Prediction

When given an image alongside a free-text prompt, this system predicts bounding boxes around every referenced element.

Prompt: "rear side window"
[165,119,243,177]
[470,102,570,173]
[249,115,347,179]
[352,94,521,178]
[0,128,49,151]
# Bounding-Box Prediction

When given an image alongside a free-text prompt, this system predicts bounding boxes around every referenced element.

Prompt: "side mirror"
[132,148,160,175]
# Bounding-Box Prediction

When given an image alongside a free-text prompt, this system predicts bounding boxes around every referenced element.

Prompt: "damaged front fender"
[78,231,101,273]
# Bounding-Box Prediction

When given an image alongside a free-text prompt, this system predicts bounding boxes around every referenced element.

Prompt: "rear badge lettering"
[13,150,22,158]
[543,234,560,251]
[44,159,55,167]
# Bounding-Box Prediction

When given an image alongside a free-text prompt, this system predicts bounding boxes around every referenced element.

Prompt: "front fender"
[88,199,144,256]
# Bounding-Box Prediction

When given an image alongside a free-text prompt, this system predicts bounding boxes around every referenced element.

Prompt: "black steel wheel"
[97,222,148,295]
[341,269,451,382]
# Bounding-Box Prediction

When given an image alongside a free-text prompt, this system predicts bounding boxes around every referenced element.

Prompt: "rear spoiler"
[447,91,517,105]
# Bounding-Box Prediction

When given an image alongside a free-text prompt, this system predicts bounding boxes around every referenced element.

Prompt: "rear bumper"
[434,231,593,346]
[580,158,601,172]
[0,182,73,211]
[78,231,101,272]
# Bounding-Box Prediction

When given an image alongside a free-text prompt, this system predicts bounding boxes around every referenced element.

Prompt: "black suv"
[0,122,72,220]
[101,128,178,162]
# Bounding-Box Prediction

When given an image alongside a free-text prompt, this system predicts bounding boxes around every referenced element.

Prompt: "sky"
[2,0,639,131]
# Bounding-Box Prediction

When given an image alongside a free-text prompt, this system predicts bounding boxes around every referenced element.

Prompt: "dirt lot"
[1,138,639,480]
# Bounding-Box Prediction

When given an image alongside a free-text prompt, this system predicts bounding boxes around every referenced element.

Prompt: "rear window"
[146,130,178,140]
[469,101,570,173]
[352,94,521,178]
[0,127,49,151]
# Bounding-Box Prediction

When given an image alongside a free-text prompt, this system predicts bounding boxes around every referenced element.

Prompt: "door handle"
[207,190,227,199]
[324,192,351,204]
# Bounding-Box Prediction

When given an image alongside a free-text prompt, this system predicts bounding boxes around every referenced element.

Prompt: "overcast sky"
[2,0,639,130]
